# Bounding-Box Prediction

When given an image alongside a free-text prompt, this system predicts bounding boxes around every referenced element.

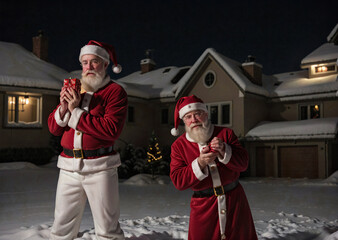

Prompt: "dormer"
[300,23,338,78]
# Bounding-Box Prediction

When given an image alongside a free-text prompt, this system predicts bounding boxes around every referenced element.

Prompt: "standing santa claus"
[48,40,127,240]
[170,95,257,240]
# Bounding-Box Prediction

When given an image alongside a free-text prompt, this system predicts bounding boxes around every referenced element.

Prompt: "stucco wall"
[324,100,338,117]
[268,98,338,121]
[184,59,246,137]
[0,94,58,149]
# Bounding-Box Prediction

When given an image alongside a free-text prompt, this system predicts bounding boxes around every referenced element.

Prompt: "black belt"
[193,179,239,198]
[63,146,114,159]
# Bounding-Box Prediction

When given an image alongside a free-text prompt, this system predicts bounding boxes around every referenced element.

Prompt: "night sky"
[1,0,337,77]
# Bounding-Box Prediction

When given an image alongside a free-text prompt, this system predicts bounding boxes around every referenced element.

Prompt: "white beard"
[81,69,106,92]
[185,119,213,144]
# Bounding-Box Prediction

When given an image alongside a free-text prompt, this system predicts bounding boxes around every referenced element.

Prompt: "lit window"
[299,104,321,120]
[6,94,42,127]
[206,102,232,126]
[313,65,336,74]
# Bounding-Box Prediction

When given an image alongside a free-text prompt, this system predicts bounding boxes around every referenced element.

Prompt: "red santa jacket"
[170,126,258,240]
[170,126,248,191]
[48,78,127,172]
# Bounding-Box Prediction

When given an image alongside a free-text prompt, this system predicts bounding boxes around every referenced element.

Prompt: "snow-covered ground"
[0,161,337,240]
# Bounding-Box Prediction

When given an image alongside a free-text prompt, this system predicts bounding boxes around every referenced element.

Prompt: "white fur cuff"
[192,158,209,181]
[54,106,70,127]
[218,143,232,165]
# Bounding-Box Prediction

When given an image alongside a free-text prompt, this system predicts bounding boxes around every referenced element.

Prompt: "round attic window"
[203,71,216,88]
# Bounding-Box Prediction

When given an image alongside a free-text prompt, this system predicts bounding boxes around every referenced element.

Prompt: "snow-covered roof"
[117,66,190,99]
[265,70,338,101]
[174,48,269,98]
[301,43,338,66]
[0,41,69,91]
[174,48,338,101]
[327,23,338,43]
[245,117,338,141]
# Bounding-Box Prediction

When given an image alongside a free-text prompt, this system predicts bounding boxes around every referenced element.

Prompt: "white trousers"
[50,168,125,240]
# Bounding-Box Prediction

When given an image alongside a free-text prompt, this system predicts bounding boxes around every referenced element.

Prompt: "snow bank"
[0,162,337,240]
[324,171,338,184]
[0,162,40,170]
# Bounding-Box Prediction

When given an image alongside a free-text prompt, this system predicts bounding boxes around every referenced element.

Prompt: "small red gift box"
[64,78,81,92]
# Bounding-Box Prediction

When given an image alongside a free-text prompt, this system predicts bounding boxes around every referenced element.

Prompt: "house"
[0,35,69,153]
[119,24,338,179]
[116,55,190,149]
[2,25,337,178]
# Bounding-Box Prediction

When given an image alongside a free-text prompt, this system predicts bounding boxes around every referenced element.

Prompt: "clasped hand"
[197,137,225,170]
[59,87,81,116]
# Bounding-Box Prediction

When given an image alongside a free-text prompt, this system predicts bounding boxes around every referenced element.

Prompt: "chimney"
[242,55,263,86]
[140,49,156,74]
[32,30,48,61]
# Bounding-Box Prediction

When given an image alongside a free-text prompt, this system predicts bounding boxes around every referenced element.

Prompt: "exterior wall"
[155,101,177,147]
[117,100,153,149]
[184,59,246,137]
[323,99,338,118]
[246,140,329,179]
[268,102,299,121]
[268,98,338,121]
[0,94,58,149]
[243,94,268,135]
[117,99,177,150]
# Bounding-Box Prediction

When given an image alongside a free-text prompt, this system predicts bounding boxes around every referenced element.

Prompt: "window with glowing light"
[299,104,321,120]
[314,65,335,74]
[5,94,42,127]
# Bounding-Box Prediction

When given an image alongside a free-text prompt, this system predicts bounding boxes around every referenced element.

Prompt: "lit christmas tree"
[147,131,163,179]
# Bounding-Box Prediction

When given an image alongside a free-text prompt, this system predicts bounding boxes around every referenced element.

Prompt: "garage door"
[278,146,318,178]
[256,147,274,177]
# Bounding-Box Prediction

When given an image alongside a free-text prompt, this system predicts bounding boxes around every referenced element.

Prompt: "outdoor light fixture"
[19,96,30,111]
[315,66,328,73]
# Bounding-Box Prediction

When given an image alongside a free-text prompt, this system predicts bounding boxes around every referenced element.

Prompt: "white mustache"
[190,123,202,128]
[84,70,98,76]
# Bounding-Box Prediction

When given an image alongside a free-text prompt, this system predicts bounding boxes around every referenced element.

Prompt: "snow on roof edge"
[245,117,338,141]
[327,23,338,42]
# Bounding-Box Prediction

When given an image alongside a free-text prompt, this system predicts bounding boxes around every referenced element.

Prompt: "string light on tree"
[147,131,163,179]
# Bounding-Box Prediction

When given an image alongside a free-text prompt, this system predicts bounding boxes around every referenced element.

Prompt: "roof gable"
[175,48,338,102]
[174,48,269,99]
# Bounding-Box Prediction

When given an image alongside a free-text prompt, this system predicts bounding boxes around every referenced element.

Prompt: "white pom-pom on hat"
[171,128,179,136]
[113,64,122,74]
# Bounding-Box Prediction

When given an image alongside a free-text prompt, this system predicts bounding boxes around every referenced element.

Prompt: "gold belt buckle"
[213,185,225,196]
[73,149,84,159]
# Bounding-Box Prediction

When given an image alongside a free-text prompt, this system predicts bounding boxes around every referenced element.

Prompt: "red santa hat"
[171,95,208,136]
[79,40,122,74]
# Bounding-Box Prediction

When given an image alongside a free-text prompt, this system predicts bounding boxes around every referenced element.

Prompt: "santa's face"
[80,54,108,92]
[183,110,212,143]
